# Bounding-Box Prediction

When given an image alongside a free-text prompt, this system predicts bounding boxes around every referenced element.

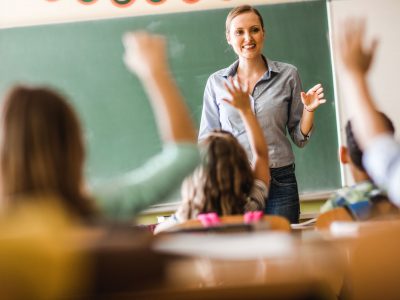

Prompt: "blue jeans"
[265,164,300,224]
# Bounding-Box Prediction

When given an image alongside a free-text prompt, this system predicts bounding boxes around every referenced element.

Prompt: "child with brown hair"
[155,77,271,233]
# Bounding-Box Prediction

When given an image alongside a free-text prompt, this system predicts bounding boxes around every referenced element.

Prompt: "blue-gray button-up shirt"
[198,58,311,168]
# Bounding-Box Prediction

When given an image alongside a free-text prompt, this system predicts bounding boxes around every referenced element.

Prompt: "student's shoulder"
[325,182,373,208]
[320,188,350,213]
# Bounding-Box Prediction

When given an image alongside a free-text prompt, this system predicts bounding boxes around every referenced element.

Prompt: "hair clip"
[197,212,220,227]
[244,211,264,224]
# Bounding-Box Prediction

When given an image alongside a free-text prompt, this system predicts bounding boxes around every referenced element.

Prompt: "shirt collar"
[221,55,280,80]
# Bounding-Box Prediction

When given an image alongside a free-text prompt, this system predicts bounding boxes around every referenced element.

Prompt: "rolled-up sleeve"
[363,134,400,206]
[94,143,200,221]
[198,76,221,141]
[287,69,312,148]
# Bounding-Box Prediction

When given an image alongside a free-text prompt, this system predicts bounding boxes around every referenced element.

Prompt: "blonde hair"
[177,130,254,221]
[0,85,97,218]
[225,5,265,34]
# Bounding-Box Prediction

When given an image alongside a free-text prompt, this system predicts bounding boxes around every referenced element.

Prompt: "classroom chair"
[342,223,400,300]
[315,207,353,231]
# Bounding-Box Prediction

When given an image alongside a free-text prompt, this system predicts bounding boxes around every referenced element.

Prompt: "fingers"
[122,31,168,77]
[122,32,137,50]
[368,38,379,64]
[369,38,378,56]
[224,76,249,94]
[123,31,167,63]
[308,83,322,94]
[223,79,234,95]
[313,83,322,91]
[243,81,250,94]
[300,91,306,103]
[235,74,242,89]
[221,98,232,106]
[230,76,240,90]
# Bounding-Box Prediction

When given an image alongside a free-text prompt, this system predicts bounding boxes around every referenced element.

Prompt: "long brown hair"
[0,85,96,218]
[177,130,254,220]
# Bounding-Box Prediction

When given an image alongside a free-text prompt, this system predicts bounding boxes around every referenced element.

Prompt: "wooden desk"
[153,232,344,296]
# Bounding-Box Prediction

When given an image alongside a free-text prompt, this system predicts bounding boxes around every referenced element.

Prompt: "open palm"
[301,83,326,112]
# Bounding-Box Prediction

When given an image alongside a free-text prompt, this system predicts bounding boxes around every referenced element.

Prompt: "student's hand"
[122,31,168,79]
[222,76,252,113]
[301,83,326,112]
[339,19,378,76]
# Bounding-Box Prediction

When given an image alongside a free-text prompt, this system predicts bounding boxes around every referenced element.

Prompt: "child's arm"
[94,32,200,220]
[123,32,196,143]
[338,20,388,149]
[223,77,270,187]
[338,20,400,206]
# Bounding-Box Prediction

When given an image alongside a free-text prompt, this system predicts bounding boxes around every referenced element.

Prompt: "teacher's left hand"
[301,83,327,112]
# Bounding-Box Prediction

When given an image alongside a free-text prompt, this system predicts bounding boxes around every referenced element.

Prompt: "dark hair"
[346,112,395,171]
[0,85,97,218]
[225,5,264,34]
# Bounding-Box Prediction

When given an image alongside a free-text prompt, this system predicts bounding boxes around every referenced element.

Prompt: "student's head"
[0,85,95,218]
[340,112,395,172]
[225,5,265,59]
[178,130,253,220]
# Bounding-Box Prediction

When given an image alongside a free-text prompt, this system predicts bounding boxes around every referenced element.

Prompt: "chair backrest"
[344,223,400,300]
[260,215,291,231]
[168,214,291,233]
[315,207,353,231]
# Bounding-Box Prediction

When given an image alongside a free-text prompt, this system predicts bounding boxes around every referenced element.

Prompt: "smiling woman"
[199,5,327,224]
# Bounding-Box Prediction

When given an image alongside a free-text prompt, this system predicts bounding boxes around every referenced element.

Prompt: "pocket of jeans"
[271,173,297,187]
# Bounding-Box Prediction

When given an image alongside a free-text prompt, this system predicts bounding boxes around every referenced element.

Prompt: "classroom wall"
[0,0,303,28]
[329,0,400,185]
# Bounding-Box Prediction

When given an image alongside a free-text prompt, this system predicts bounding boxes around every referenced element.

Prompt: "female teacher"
[198,5,326,223]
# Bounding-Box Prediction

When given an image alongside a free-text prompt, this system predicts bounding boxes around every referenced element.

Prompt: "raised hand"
[122,31,168,79]
[121,31,196,143]
[222,76,252,113]
[339,19,378,76]
[222,76,270,187]
[301,83,326,112]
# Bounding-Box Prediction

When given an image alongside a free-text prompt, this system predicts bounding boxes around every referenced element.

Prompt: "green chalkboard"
[0,0,340,194]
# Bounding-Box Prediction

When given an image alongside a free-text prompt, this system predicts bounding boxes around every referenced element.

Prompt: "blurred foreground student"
[0,32,199,221]
[339,20,400,206]
[155,77,270,234]
[321,115,396,215]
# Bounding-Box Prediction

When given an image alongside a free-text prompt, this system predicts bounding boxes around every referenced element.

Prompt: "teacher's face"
[226,12,265,59]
